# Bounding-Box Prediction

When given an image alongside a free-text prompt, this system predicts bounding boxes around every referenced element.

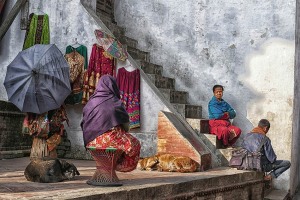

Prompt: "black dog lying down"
[24,159,80,183]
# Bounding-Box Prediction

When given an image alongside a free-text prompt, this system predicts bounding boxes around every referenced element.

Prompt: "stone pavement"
[0,157,264,200]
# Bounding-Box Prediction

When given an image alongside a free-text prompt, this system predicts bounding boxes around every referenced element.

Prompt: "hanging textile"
[64,50,85,105]
[22,106,68,160]
[82,44,116,104]
[66,45,88,69]
[117,67,140,129]
[23,13,50,50]
[64,45,88,105]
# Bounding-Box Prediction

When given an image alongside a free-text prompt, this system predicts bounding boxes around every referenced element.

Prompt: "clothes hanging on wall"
[23,13,50,50]
[82,44,116,104]
[64,45,88,105]
[117,67,140,129]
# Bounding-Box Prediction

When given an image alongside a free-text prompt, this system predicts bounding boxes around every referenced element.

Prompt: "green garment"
[64,45,88,105]
[65,45,88,69]
[23,14,50,50]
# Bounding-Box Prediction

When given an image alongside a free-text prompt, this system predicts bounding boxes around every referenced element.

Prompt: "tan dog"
[156,154,198,173]
[137,154,199,173]
[137,155,159,171]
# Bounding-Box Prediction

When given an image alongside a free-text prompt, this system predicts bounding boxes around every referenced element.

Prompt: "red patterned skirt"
[86,125,141,172]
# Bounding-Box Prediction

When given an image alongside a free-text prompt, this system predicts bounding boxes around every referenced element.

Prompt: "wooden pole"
[0,0,27,41]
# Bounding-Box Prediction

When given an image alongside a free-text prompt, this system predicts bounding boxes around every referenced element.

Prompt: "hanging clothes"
[64,50,85,105]
[66,45,88,69]
[22,106,68,160]
[117,67,141,129]
[82,44,116,104]
[23,13,50,50]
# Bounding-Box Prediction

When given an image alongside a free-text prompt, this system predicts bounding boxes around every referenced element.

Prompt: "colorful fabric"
[64,51,85,105]
[25,106,68,160]
[66,45,88,69]
[65,45,88,104]
[23,13,50,50]
[82,44,116,104]
[94,30,128,61]
[209,119,241,146]
[208,96,236,119]
[117,67,140,129]
[86,125,141,172]
[81,75,129,146]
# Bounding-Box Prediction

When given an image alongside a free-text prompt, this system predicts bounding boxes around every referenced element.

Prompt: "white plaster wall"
[114,0,295,190]
[243,38,294,190]
[0,0,166,157]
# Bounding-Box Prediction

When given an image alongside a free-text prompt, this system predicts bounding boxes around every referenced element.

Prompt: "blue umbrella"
[4,44,71,114]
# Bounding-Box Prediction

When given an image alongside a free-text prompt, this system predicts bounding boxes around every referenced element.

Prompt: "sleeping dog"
[24,159,80,183]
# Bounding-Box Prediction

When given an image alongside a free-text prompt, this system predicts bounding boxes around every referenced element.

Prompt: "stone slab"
[0,157,265,200]
[264,189,290,200]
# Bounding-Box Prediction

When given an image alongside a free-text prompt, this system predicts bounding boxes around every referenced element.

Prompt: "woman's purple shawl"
[81,75,129,146]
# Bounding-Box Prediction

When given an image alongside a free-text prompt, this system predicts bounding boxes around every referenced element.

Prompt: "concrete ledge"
[0,149,30,159]
[0,157,265,200]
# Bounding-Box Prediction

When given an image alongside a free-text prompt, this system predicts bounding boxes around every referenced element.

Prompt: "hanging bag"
[229,136,267,171]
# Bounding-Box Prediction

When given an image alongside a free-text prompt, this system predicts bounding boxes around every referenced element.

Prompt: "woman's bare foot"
[229,130,236,141]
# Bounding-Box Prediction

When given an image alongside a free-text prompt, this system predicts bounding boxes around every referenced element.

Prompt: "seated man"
[242,119,291,180]
[208,84,241,147]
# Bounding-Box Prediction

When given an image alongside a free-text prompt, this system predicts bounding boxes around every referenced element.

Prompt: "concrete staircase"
[81,2,290,199]
[88,0,230,167]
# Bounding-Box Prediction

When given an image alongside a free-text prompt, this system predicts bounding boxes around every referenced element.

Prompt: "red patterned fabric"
[82,44,116,103]
[117,67,140,129]
[86,125,141,172]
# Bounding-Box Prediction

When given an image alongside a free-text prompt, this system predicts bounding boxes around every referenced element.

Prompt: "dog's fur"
[137,155,159,171]
[137,154,198,173]
[24,159,80,183]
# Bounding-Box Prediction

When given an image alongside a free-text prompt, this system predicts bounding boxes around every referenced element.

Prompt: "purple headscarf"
[81,75,129,146]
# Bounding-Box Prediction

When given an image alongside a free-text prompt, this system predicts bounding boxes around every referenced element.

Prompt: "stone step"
[197,133,232,166]
[119,36,138,49]
[264,189,290,200]
[186,118,209,134]
[0,149,31,160]
[172,103,202,119]
[102,22,126,39]
[159,88,188,104]
[0,157,265,200]
[139,60,163,75]
[127,46,150,61]
[147,74,175,89]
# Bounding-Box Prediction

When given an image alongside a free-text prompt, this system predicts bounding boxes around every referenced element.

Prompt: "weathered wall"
[114,0,295,191]
[0,0,166,158]
[290,1,300,195]
[0,0,297,191]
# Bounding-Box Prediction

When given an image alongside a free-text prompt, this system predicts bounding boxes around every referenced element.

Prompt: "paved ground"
[0,157,261,199]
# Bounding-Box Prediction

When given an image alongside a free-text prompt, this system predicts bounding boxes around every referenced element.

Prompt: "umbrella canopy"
[4,44,71,114]
[94,29,128,61]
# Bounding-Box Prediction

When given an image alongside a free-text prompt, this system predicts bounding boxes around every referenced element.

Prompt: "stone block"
[147,74,175,89]
[185,104,202,119]
[186,118,209,134]
[127,46,149,61]
[159,89,187,104]
[118,36,138,49]
[140,60,163,75]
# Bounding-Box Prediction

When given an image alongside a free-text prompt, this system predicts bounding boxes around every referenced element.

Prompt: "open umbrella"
[4,44,71,114]
[94,29,128,61]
